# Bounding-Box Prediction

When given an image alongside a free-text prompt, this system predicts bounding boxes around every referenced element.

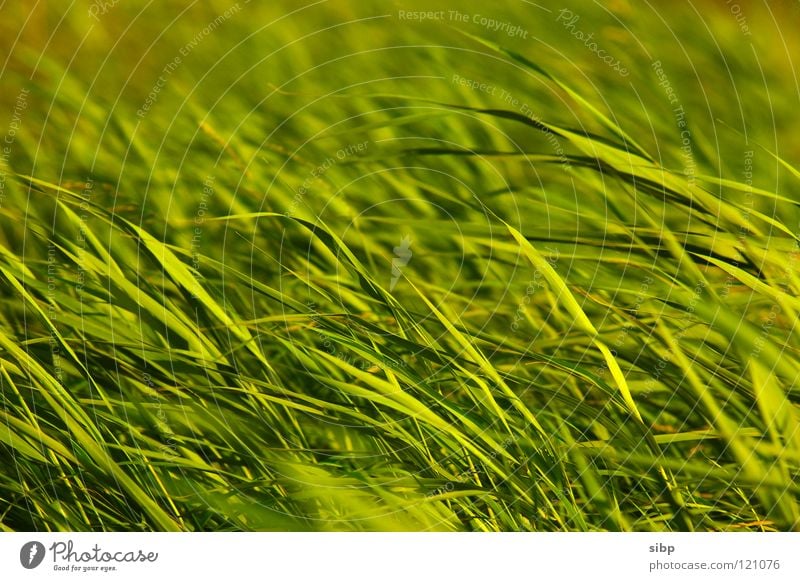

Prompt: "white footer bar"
[1,532,797,580]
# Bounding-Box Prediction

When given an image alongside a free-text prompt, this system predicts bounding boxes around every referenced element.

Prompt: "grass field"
[1,0,799,532]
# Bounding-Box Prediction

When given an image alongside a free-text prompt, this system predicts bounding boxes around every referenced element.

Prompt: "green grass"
[0,1,798,531]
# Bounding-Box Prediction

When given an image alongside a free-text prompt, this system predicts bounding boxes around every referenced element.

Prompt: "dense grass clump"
[0,1,798,531]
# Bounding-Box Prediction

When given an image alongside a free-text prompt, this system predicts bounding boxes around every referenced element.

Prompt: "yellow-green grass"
[0,1,798,531]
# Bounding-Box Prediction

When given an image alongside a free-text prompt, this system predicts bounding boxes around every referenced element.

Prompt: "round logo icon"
[20,541,46,569]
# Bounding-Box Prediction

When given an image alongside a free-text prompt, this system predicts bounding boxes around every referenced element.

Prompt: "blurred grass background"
[0,0,798,531]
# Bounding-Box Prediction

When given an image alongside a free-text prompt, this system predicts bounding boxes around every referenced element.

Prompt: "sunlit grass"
[0,1,798,531]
